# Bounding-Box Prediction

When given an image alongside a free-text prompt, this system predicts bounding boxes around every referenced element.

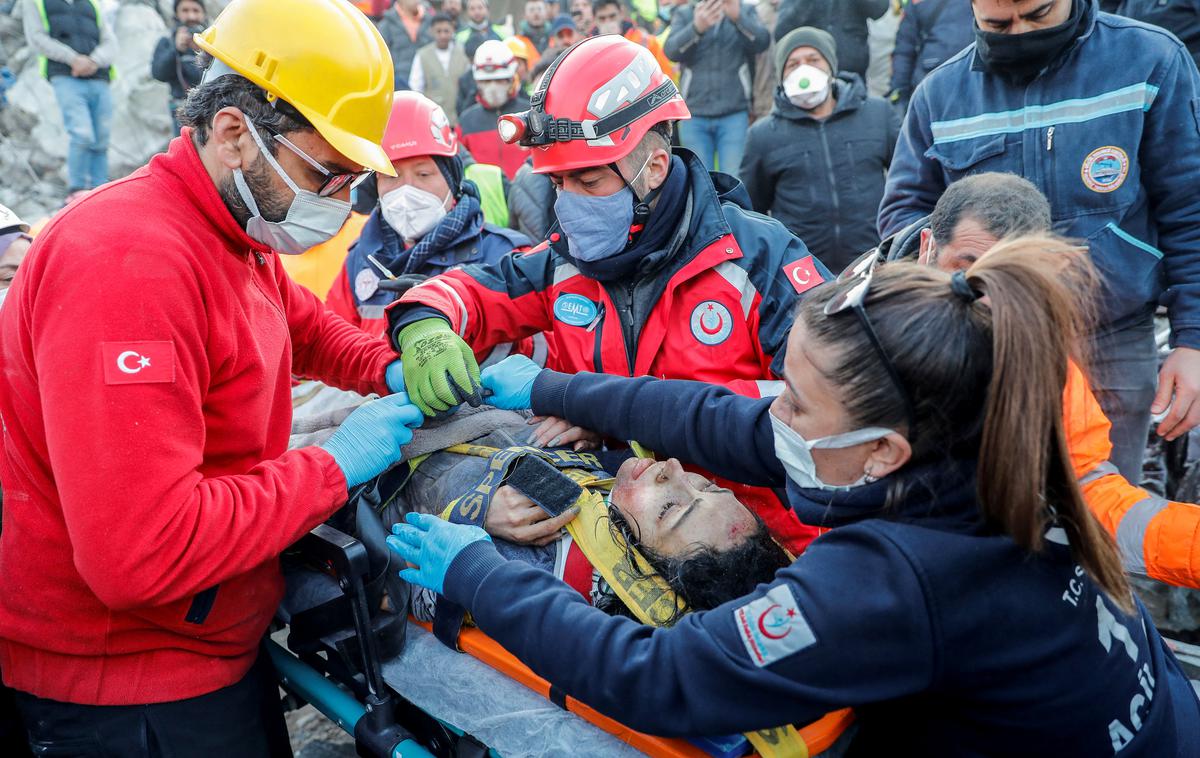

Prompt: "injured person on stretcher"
[392,408,792,623]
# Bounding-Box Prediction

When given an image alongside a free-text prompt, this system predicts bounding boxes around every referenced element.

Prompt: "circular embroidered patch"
[690,301,734,346]
[1081,146,1129,193]
[355,267,380,301]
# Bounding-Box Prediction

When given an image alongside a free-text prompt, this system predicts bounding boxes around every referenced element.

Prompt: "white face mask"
[380,184,451,241]
[233,114,351,255]
[783,64,831,110]
[478,80,513,109]
[769,409,894,491]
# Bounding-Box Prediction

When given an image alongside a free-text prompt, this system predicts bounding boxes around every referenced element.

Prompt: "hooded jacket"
[742,72,899,273]
[0,132,396,705]
[880,2,1200,347]
[439,370,1200,756]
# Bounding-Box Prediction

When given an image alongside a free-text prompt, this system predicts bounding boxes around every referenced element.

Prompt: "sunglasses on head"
[823,250,919,443]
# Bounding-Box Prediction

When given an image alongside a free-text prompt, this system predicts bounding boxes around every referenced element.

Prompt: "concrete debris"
[0,0,179,223]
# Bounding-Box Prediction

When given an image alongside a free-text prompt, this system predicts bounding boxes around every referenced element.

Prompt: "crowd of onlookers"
[19,0,1200,277]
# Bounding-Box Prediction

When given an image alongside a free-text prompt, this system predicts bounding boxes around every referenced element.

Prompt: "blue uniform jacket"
[344,206,529,324]
[879,1,1200,348]
[441,371,1200,756]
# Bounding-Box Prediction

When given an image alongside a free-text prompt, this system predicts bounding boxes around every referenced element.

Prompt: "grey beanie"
[775,26,838,83]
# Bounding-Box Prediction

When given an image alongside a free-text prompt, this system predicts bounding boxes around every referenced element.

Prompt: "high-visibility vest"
[33,0,116,81]
[464,162,510,228]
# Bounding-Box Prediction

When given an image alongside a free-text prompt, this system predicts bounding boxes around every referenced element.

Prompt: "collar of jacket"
[785,455,990,534]
[350,202,485,274]
[771,72,867,122]
[551,148,751,278]
[156,128,276,261]
[969,0,1097,77]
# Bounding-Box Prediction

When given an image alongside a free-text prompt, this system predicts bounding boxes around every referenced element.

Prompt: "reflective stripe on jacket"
[1065,361,1200,588]
[388,150,830,398]
[881,2,1200,347]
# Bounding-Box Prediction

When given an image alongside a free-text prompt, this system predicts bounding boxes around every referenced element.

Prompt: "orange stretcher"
[415,620,855,757]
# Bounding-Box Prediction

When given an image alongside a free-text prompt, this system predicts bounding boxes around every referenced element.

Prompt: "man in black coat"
[151,0,208,134]
[774,0,889,77]
[741,26,899,273]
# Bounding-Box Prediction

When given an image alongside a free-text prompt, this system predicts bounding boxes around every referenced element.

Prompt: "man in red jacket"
[0,0,424,754]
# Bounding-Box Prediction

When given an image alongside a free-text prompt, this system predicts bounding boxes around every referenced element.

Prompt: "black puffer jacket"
[774,0,890,76]
[741,73,899,273]
[507,158,555,243]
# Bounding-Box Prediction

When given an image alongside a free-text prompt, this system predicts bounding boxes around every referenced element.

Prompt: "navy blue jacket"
[879,2,1200,348]
[889,0,975,101]
[1103,0,1200,67]
[442,371,1200,755]
[336,206,529,326]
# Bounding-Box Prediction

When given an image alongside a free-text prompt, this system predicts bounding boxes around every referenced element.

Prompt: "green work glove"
[397,317,482,416]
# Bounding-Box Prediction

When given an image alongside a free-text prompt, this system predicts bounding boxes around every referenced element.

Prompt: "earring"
[864,468,878,484]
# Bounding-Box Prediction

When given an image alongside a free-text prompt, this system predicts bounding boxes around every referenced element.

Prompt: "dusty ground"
[287,704,357,758]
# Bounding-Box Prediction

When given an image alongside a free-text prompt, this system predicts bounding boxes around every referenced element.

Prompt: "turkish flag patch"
[101,341,176,385]
[782,257,825,295]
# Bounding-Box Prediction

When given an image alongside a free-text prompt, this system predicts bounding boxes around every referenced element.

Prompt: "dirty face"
[610,457,757,557]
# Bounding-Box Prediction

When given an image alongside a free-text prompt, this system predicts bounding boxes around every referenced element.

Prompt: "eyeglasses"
[823,250,919,443]
[269,130,374,198]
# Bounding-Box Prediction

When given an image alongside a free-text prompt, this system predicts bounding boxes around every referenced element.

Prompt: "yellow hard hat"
[194,0,397,175]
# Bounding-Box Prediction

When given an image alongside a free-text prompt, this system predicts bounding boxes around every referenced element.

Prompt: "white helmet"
[473,39,518,82]
[0,205,28,236]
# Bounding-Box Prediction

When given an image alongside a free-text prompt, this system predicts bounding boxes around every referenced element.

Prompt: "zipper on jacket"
[613,282,637,374]
[1046,126,1055,151]
[591,307,605,373]
[818,125,843,257]
[253,251,265,265]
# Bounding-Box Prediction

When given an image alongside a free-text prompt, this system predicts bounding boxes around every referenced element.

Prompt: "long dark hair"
[596,504,792,624]
[799,237,1132,612]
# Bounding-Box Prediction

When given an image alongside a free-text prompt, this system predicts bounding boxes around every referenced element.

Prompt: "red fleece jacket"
[0,132,396,705]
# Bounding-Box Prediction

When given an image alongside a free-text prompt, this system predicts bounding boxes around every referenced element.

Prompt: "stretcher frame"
[273,523,852,758]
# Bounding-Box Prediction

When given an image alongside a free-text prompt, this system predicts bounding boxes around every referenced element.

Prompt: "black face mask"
[974,0,1086,84]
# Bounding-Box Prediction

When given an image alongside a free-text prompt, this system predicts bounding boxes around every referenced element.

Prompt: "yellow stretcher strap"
[440,443,812,757]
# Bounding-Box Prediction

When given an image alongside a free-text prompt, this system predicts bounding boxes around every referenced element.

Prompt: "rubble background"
[0,0,232,223]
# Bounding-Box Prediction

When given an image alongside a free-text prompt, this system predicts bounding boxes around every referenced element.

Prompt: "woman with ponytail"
[389,238,1200,756]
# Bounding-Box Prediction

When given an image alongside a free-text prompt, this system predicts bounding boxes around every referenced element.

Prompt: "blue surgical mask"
[233,113,351,255]
[554,186,634,262]
[553,156,652,262]
[769,409,894,491]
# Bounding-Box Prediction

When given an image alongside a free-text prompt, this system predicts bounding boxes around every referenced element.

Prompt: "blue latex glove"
[385,359,405,394]
[479,354,542,410]
[386,512,491,595]
[320,393,424,487]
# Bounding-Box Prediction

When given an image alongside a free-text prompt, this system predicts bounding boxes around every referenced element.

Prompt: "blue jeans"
[1089,317,1158,482]
[679,111,748,179]
[50,75,111,192]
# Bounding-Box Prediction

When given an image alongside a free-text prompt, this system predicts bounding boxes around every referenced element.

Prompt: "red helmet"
[496,34,690,174]
[381,91,457,162]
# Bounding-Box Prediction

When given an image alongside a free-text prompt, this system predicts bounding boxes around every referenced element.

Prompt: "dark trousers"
[14,647,292,758]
